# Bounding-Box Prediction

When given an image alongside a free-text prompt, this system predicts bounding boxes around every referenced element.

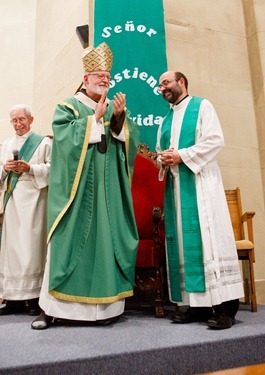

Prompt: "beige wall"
[242,0,265,292]
[244,0,265,201]
[32,0,88,136]
[164,0,265,289]
[0,0,37,140]
[1,0,265,299]
[0,0,87,139]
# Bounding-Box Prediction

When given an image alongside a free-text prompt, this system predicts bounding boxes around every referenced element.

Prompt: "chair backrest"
[132,144,165,240]
[225,187,244,241]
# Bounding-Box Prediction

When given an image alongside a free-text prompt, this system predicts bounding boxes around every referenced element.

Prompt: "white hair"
[10,104,32,117]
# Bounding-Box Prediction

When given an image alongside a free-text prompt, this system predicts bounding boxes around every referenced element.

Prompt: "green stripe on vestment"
[3,132,45,210]
[161,96,205,301]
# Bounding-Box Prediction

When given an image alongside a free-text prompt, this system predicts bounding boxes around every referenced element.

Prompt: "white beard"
[88,83,109,96]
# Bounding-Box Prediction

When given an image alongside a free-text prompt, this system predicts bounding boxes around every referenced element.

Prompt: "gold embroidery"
[124,118,131,185]
[82,42,113,72]
[49,289,133,303]
[47,117,92,243]
[59,102,80,117]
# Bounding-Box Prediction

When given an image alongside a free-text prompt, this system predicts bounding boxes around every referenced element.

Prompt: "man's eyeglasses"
[86,73,111,81]
[157,79,177,94]
[10,117,27,124]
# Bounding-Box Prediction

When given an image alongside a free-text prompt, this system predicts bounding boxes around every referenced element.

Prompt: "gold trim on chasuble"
[124,119,131,185]
[47,113,92,243]
[49,289,133,304]
[59,101,79,117]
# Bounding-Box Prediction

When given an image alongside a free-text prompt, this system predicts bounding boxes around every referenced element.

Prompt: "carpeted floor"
[0,303,265,375]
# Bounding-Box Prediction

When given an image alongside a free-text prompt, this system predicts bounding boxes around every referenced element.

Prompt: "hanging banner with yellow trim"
[92,0,169,151]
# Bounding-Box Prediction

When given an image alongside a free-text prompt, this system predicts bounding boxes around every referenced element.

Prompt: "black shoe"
[96,319,113,326]
[96,315,121,326]
[28,307,42,316]
[27,298,42,316]
[0,301,27,315]
[172,307,213,324]
[31,312,53,330]
[207,313,235,329]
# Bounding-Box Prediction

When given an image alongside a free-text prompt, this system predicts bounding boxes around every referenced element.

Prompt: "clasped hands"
[4,159,30,174]
[95,91,125,122]
[160,148,182,166]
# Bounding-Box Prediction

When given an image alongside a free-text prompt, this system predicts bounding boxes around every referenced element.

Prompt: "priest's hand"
[3,159,18,173]
[13,160,30,173]
[4,159,30,174]
[113,92,126,118]
[160,148,182,166]
[95,91,108,122]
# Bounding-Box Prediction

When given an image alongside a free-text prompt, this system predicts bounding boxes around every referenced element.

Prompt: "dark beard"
[162,89,182,104]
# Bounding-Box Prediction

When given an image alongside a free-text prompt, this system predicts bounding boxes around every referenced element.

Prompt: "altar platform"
[0,303,265,375]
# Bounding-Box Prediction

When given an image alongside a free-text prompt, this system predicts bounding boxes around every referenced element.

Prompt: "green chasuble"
[160,97,205,302]
[48,97,139,304]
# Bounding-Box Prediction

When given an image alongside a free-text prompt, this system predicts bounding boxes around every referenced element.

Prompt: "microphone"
[12,149,19,161]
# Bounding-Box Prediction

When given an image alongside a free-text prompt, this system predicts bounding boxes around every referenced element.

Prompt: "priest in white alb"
[156,71,244,330]
[0,104,52,315]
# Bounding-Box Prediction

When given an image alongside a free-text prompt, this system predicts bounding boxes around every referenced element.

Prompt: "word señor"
[102,21,157,38]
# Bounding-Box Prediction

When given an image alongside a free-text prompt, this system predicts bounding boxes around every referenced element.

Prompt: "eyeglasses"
[10,117,27,124]
[157,79,177,93]
[86,73,111,81]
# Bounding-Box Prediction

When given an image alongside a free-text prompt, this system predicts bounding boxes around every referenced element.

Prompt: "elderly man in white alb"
[0,104,52,316]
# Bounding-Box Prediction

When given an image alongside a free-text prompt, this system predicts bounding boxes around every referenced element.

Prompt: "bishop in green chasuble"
[34,42,139,328]
[48,96,139,304]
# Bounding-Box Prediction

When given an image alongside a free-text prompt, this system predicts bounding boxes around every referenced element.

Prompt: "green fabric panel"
[164,171,182,301]
[178,97,205,293]
[94,0,169,151]
[159,108,174,150]
[162,97,206,301]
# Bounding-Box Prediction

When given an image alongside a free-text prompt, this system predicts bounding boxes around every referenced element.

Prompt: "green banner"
[93,0,169,151]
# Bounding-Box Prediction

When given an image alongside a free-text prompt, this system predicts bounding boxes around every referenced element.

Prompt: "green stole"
[160,96,205,301]
[3,132,45,210]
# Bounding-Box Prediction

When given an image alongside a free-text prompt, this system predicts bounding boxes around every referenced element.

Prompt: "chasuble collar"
[74,91,110,111]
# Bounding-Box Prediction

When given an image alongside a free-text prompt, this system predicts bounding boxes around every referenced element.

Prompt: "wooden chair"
[225,187,257,312]
[131,143,166,317]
